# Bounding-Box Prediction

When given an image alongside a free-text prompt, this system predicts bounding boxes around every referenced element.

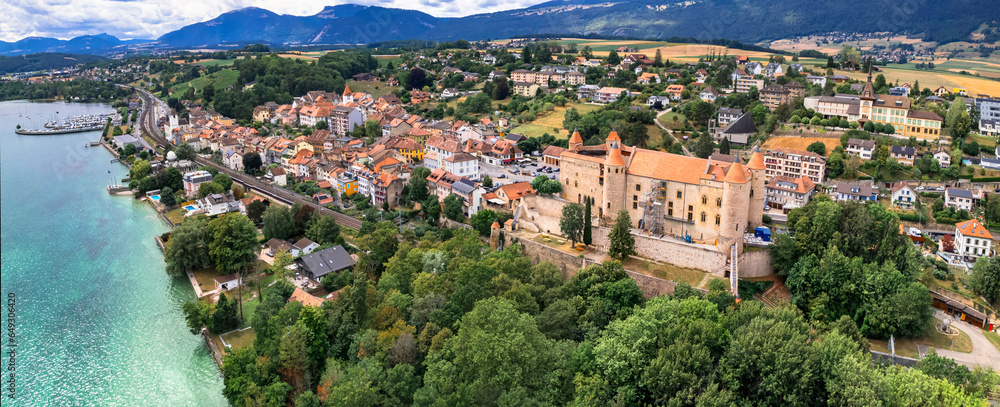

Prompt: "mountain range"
[3,1,996,56]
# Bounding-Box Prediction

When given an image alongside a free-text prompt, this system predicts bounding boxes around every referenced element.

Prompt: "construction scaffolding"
[639,181,667,235]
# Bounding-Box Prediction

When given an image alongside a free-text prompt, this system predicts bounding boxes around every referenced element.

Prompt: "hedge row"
[896,213,927,224]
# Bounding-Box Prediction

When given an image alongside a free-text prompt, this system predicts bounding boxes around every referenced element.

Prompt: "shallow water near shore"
[0,100,227,406]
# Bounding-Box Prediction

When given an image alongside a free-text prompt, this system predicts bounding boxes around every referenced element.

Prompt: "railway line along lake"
[0,100,227,406]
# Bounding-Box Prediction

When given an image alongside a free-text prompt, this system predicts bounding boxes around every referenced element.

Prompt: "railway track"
[133,88,363,231]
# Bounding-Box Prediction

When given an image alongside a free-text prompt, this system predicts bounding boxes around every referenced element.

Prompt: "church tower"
[859,63,875,121]
[342,84,354,104]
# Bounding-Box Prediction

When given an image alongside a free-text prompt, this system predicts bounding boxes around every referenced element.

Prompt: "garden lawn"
[165,207,186,225]
[220,327,256,352]
[868,318,975,359]
[192,267,227,292]
[657,111,687,129]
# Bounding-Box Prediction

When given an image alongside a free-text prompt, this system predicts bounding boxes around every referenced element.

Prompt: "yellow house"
[294,140,314,155]
[953,87,968,96]
[902,110,943,138]
[337,178,358,196]
[386,137,425,163]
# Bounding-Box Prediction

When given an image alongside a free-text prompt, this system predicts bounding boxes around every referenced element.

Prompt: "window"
[717,198,722,207]
[700,212,706,222]
[668,208,673,217]
[635,184,641,191]
[633,202,638,209]
[702,195,708,205]
[715,214,721,225]
[607,203,611,209]
[677,191,682,199]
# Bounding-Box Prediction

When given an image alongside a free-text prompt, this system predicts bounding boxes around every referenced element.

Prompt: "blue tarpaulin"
[754,227,771,242]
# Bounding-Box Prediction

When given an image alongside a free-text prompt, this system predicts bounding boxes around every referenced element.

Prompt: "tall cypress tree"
[583,197,592,246]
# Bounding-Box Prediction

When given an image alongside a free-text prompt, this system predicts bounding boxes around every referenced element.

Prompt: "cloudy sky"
[0,0,544,41]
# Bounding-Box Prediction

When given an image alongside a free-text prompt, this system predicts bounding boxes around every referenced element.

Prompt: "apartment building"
[762,148,826,183]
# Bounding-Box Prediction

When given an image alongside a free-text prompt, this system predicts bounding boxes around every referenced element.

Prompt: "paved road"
[654,108,692,156]
[133,88,364,230]
[921,310,1000,370]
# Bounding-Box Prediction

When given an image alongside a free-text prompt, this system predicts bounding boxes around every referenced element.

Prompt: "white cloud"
[0,0,545,42]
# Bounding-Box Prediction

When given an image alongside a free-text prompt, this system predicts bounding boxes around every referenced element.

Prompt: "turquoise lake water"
[0,100,227,406]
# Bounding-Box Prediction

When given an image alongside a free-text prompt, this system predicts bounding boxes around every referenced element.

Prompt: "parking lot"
[479,157,559,186]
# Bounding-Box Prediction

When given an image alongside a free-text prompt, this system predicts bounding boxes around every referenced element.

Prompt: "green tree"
[560,203,585,246]
[208,213,259,274]
[583,197,592,246]
[262,205,295,241]
[608,210,636,260]
[719,136,731,155]
[129,159,152,180]
[213,293,239,332]
[443,194,464,221]
[164,216,209,276]
[807,141,827,156]
[409,167,431,202]
[246,199,268,224]
[969,256,1000,305]
[694,132,715,158]
[197,182,224,198]
[947,101,972,139]
[481,175,493,188]
[174,142,196,160]
[306,215,340,245]
[414,298,573,406]
[422,195,441,226]
[159,186,177,206]
[213,173,233,191]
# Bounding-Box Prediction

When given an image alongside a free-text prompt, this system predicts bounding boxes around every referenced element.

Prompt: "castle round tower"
[719,162,750,251]
[601,135,627,222]
[746,150,766,228]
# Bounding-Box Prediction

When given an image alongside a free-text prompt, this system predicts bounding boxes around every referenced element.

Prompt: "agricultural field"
[172,58,239,67]
[374,55,402,68]
[831,64,1000,97]
[768,35,936,55]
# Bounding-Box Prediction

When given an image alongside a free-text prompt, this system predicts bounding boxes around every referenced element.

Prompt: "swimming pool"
[150,195,161,201]
[184,205,196,211]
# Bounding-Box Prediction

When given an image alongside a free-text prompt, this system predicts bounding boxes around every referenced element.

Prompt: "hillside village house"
[955,219,993,260]
[593,87,628,103]
[762,149,826,183]
[760,84,791,110]
[736,77,764,94]
[717,108,743,127]
[944,188,975,211]
[196,192,240,216]
[890,145,916,166]
[890,181,917,209]
[296,245,355,282]
[266,167,287,186]
[934,150,952,167]
[666,84,685,100]
[765,175,815,212]
[846,138,875,160]
[833,182,877,202]
[716,113,757,145]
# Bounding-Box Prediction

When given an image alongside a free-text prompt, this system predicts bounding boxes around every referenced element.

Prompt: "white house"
[214,273,242,291]
[292,238,320,256]
[944,188,974,211]
[955,219,993,259]
[890,181,916,209]
[223,149,244,172]
[934,151,951,168]
[806,75,827,88]
[442,153,480,180]
[846,138,875,160]
[197,192,240,216]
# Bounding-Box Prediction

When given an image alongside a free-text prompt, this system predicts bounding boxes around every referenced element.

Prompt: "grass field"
[221,327,256,351]
[985,330,1000,352]
[191,267,226,292]
[657,111,687,129]
[170,69,240,98]
[164,207,186,225]
[620,257,718,288]
[345,80,400,98]
[762,135,841,154]
[375,55,402,68]
[510,102,601,139]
